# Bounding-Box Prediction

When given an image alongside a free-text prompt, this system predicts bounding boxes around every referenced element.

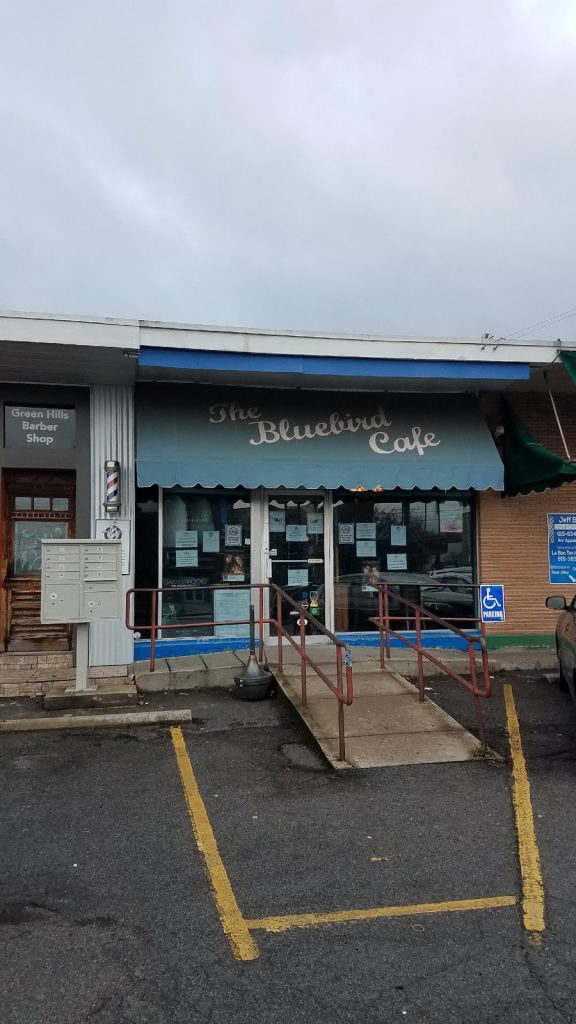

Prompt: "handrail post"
[384,584,391,660]
[468,638,486,744]
[479,619,491,698]
[378,587,385,668]
[337,647,345,761]
[258,585,264,663]
[150,590,158,673]
[276,589,283,672]
[415,606,424,701]
[300,611,307,706]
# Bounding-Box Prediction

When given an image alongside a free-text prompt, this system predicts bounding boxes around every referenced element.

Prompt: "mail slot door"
[82,583,120,619]
[42,584,81,622]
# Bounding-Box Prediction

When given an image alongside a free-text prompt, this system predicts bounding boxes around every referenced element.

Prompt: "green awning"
[561,351,576,386]
[503,400,576,496]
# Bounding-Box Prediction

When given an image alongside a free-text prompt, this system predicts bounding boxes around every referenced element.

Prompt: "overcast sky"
[1,0,575,338]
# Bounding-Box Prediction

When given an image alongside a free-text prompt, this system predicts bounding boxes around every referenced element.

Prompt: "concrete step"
[42,682,139,711]
[135,651,246,693]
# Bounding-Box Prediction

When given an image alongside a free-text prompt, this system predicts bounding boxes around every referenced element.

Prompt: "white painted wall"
[89,385,135,667]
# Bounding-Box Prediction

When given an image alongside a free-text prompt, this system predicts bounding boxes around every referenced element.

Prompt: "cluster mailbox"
[41,540,122,623]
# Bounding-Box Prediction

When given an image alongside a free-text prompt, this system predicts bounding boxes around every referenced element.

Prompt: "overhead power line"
[505,305,576,340]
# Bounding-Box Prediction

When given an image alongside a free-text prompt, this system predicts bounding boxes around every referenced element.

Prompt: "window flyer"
[356,522,376,540]
[222,553,246,581]
[338,523,355,544]
[306,512,324,534]
[225,524,242,547]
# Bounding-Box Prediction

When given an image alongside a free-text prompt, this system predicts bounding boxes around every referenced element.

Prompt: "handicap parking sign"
[480,584,505,623]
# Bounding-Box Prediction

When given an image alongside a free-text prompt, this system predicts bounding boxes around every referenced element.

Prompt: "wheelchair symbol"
[481,587,502,611]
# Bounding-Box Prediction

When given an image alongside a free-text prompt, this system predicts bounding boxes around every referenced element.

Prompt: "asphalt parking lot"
[1,669,576,1024]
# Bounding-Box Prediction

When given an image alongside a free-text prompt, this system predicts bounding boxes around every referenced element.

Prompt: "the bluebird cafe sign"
[4,406,76,449]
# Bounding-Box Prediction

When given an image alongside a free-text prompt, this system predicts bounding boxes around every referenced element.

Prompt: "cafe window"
[161,488,251,638]
[333,491,474,632]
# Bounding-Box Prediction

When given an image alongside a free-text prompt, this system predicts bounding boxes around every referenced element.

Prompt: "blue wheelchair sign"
[480,584,505,623]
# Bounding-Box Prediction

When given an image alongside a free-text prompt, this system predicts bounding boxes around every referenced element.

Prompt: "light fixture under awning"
[136,385,504,491]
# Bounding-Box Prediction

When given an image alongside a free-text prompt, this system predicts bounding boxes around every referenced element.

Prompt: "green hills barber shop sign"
[4,406,76,449]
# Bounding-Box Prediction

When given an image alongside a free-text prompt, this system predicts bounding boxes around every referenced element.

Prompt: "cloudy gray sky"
[1,0,575,338]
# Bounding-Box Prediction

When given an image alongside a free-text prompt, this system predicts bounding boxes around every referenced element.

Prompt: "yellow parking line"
[247,895,517,933]
[170,726,259,961]
[504,684,545,938]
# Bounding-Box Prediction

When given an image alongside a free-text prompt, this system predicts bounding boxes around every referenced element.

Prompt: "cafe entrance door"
[263,491,333,639]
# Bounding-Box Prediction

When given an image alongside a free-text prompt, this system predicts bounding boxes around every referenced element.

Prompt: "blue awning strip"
[139,346,529,381]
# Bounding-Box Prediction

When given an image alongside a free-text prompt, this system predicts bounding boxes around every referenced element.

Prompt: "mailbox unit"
[41,540,122,623]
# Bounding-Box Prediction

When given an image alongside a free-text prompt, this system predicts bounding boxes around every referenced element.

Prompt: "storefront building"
[132,382,504,653]
[1,311,576,692]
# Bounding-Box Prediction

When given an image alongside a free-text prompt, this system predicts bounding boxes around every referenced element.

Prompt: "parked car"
[545,594,576,706]
[420,568,475,622]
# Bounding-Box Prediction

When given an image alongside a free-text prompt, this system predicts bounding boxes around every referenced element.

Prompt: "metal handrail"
[125,583,353,761]
[372,583,491,744]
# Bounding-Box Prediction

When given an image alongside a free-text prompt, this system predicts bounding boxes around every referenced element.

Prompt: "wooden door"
[1,471,75,652]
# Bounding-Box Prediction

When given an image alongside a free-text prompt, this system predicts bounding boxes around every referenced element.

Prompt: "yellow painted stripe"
[247,895,517,933]
[504,684,545,935]
[170,726,259,961]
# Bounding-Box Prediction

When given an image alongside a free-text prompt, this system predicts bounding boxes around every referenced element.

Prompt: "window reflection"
[333,491,474,631]
[161,489,251,638]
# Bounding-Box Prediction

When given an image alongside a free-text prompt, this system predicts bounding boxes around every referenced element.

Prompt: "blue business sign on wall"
[548,513,576,584]
[480,585,505,623]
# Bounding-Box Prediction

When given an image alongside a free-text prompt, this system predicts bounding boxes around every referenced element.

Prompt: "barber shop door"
[1,471,75,651]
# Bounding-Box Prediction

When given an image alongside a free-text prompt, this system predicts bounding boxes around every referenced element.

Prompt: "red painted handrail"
[372,583,491,744]
[126,583,353,761]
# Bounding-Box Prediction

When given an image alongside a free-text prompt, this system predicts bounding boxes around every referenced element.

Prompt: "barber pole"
[103,459,121,513]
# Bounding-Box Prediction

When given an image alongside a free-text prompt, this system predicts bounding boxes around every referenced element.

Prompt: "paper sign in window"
[225,524,242,546]
[338,523,355,544]
[286,524,307,542]
[269,510,286,532]
[356,540,377,557]
[356,523,376,540]
[391,525,406,546]
[306,513,324,534]
[288,569,309,586]
[175,530,198,548]
[202,530,220,552]
[175,548,199,567]
[387,553,407,570]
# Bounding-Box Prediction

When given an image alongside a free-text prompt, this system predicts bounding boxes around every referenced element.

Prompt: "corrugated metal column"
[90,386,135,667]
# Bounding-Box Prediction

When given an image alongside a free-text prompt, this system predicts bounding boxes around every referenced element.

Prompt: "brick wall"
[478,391,576,639]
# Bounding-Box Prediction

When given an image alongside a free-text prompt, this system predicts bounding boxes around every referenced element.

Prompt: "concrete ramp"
[269,649,483,769]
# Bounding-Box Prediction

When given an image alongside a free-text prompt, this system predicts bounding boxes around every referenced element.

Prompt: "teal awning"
[136,385,503,491]
[502,400,576,496]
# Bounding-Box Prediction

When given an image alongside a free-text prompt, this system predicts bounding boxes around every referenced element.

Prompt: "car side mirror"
[546,595,567,610]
